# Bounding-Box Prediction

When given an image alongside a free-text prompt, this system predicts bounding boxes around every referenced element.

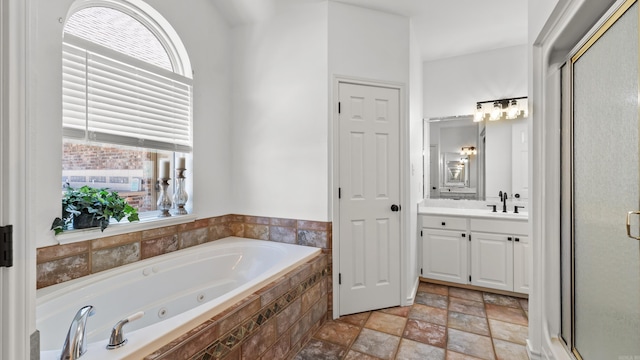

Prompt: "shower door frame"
[561,0,640,358]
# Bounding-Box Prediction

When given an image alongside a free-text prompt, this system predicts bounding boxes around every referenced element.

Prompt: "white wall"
[408,19,423,303]
[230,1,328,221]
[424,45,528,118]
[328,2,409,84]
[527,1,560,359]
[152,0,233,220]
[529,0,561,46]
[30,0,232,247]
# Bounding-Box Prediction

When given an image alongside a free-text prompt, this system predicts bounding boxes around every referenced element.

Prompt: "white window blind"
[63,36,193,152]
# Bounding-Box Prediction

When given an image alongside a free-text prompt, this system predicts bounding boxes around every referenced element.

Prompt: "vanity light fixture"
[474,96,528,122]
[460,146,477,155]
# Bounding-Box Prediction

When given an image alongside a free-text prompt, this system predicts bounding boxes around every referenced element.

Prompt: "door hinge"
[1,225,13,268]
[420,268,423,275]
[420,230,423,237]
[469,234,472,241]
[338,102,341,114]
[469,275,471,282]
[339,273,342,285]
[338,187,341,199]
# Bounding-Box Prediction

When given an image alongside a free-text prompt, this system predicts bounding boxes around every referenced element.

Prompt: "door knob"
[391,204,400,212]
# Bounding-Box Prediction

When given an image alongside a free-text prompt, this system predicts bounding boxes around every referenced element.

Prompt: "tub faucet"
[60,305,94,360]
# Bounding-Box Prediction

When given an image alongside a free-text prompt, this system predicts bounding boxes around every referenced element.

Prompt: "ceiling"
[334,0,528,61]
[211,0,529,61]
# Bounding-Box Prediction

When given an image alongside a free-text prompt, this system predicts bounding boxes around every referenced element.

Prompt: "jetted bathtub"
[36,237,321,360]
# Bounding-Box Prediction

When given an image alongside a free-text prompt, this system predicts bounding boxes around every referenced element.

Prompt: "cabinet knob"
[441,222,446,226]
[515,237,520,242]
[508,237,513,241]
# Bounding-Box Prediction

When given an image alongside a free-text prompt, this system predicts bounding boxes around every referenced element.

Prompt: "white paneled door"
[338,82,401,315]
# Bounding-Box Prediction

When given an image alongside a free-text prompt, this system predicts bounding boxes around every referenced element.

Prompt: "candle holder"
[157,178,172,217]
[173,168,188,215]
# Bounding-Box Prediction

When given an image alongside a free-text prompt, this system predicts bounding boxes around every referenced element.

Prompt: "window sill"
[53,212,198,246]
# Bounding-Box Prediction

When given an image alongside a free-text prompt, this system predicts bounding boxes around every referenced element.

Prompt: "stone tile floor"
[294,282,529,360]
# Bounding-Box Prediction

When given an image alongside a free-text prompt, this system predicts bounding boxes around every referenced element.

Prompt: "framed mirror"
[423,113,528,201]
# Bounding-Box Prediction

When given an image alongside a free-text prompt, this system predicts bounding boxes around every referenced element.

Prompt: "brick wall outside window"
[62,142,159,211]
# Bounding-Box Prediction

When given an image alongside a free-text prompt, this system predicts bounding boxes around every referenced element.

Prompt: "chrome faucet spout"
[60,305,94,360]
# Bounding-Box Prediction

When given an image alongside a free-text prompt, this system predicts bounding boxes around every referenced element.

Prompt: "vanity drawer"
[421,215,467,231]
[470,218,528,235]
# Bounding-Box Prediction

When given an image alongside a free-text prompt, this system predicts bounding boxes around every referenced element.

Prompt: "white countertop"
[418,206,529,220]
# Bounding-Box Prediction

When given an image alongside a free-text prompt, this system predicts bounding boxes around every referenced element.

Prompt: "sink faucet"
[499,191,508,213]
[60,305,94,360]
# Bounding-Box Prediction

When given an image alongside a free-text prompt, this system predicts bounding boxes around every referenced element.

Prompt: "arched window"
[61,0,192,216]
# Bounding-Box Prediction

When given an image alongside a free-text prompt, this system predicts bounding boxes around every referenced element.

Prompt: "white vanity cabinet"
[421,215,468,285]
[513,234,530,293]
[420,209,529,295]
[469,218,529,294]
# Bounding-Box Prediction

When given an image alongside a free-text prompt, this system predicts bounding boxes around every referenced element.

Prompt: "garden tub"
[36,237,321,360]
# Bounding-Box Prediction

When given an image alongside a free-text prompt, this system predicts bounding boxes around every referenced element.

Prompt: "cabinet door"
[422,229,468,284]
[513,235,530,294]
[471,232,513,291]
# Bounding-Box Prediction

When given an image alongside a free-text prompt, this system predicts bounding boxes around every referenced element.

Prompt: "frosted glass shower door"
[571,0,640,358]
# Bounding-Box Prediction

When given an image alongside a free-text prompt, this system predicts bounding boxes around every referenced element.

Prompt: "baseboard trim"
[405,276,419,305]
[527,339,543,360]
[419,277,528,299]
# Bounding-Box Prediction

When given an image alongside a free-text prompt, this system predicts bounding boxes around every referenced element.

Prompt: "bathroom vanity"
[418,204,529,295]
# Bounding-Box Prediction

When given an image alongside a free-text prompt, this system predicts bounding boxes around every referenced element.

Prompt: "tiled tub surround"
[37,214,332,289]
[37,237,329,359]
[146,253,329,360]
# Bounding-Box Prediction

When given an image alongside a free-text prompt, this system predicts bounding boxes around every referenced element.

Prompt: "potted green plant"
[51,185,139,235]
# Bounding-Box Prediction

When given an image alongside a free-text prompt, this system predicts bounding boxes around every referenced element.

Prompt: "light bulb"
[489,101,502,121]
[506,99,519,119]
[474,103,484,122]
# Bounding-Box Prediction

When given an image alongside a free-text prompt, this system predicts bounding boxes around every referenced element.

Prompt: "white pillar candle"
[178,157,186,169]
[159,160,170,179]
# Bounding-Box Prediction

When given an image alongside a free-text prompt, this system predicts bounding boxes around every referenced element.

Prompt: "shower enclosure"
[561,0,640,358]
